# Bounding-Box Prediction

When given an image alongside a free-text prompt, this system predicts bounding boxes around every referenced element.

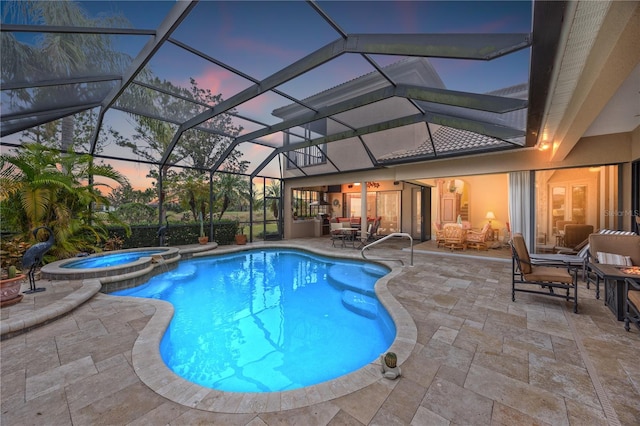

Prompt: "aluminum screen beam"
[0,24,156,36]
[233,84,525,147]
[163,32,531,166]
[89,0,198,155]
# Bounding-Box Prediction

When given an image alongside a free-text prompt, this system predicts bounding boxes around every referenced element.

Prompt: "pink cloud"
[395,2,421,32]
[193,68,233,96]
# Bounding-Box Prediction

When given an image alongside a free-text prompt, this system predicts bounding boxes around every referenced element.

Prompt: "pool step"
[328,265,375,296]
[341,290,378,319]
[166,264,197,281]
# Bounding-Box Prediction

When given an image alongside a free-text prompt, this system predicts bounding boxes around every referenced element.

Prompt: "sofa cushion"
[525,266,573,283]
[597,252,633,266]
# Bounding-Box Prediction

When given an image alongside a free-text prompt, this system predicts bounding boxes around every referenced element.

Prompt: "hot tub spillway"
[328,264,380,319]
[126,264,197,298]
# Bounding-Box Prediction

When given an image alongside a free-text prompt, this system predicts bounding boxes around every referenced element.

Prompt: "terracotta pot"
[235,234,247,245]
[198,236,209,245]
[1,274,25,307]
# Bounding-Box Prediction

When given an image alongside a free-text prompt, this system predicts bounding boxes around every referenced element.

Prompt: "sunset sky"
[2,0,532,189]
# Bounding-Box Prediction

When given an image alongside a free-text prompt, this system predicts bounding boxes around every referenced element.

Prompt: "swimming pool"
[113,248,395,392]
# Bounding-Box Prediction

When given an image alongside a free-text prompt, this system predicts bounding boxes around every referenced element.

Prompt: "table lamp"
[485,211,496,227]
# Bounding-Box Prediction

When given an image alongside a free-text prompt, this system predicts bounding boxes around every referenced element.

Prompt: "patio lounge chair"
[511,233,579,313]
[561,224,594,252]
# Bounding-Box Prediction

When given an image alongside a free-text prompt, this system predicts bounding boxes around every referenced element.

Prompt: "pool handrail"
[361,232,413,266]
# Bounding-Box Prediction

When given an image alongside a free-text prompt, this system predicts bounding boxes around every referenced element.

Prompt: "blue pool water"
[113,248,395,392]
[62,250,164,269]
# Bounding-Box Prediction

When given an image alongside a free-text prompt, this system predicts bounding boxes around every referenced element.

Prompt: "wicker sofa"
[588,234,640,265]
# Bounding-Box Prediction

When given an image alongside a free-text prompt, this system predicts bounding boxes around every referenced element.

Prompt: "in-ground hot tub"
[41,247,180,282]
[62,249,166,269]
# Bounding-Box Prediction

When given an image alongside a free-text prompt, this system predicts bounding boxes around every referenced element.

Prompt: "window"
[344,192,377,219]
[292,189,325,218]
[285,124,326,169]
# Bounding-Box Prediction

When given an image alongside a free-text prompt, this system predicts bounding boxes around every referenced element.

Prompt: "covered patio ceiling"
[0,1,597,180]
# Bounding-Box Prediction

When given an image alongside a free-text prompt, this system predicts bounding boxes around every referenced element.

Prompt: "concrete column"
[361,182,367,241]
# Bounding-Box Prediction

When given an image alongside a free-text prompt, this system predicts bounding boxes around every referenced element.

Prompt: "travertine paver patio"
[1,237,639,425]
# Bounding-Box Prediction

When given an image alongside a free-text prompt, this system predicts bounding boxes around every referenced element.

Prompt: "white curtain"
[508,171,533,249]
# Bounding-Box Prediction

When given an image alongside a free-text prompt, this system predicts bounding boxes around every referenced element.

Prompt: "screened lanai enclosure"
[1,0,563,243]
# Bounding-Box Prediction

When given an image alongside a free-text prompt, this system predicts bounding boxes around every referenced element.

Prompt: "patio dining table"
[339,228,360,248]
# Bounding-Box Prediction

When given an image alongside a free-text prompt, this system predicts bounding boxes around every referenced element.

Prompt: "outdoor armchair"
[511,233,579,313]
[443,223,466,251]
[465,223,491,250]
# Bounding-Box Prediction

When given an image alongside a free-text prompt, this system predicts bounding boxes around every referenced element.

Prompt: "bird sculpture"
[157,218,169,246]
[22,226,54,294]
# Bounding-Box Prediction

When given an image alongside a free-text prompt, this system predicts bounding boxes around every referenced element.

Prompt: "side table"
[588,263,639,321]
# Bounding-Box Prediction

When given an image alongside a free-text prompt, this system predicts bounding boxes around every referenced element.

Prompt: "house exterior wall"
[283,128,638,239]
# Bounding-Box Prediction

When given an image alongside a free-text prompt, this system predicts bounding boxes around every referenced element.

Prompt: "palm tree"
[214,173,249,220]
[266,181,280,217]
[264,180,282,236]
[169,172,209,222]
[0,144,72,231]
[0,143,129,258]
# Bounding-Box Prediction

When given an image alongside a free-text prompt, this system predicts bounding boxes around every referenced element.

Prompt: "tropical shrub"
[0,144,130,260]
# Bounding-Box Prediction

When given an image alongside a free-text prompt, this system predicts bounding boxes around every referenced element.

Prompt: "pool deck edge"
[1,279,102,340]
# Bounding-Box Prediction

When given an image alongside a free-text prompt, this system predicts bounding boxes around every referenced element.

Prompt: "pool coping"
[124,243,417,413]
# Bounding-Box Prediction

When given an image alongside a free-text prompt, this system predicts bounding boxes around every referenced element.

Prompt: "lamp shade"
[485,211,496,220]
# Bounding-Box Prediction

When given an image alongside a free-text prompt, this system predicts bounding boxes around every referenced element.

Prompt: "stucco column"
[361,181,367,241]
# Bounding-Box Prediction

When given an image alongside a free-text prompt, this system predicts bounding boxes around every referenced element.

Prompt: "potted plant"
[198,212,208,245]
[383,352,398,368]
[1,265,25,307]
[235,222,247,245]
